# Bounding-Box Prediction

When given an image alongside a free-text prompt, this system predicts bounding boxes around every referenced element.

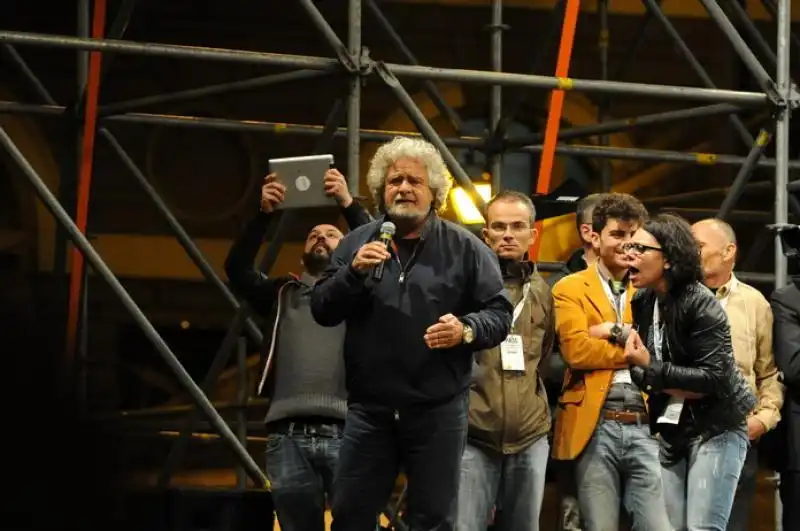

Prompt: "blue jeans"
[331,393,469,531]
[661,428,749,531]
[726,444,759,531]
[264,428,341,531]
[456,436,549,531]
[574,418,671,531]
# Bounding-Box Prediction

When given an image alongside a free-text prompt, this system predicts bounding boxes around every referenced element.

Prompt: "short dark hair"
[644,213,703,291]
[486,190,536,223]
[591,192,649,233]
[575,193,606,235]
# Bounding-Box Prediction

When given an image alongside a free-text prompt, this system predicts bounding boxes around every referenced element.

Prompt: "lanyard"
[598,266,625,324]
[653,303,664,362]
[512,283,531,329]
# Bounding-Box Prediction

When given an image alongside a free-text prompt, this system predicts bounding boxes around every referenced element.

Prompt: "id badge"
[500,334,526,372]
[611,369,632,385]
[656,396,685,425]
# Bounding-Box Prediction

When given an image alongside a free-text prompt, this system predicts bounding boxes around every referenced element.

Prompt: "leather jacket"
[630,282,756,444]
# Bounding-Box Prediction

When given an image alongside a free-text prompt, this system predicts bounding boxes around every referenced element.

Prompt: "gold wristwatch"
[462,322,475,344]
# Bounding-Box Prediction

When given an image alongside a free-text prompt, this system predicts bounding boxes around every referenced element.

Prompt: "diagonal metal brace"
[697,0,780,104]
[373,61,487,215]
[297,0,361,74]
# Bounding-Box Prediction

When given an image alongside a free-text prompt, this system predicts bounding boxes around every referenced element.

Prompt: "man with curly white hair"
[311,136,513,531]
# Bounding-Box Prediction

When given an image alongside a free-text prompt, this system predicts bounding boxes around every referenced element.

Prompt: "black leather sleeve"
[642,291,731,394]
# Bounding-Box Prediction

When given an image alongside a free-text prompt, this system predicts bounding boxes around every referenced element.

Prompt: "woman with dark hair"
[622,213,756,530]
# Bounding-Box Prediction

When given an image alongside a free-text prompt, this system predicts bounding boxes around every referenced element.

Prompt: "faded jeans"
[456,436,549,531]
[265,427,342,531]
[574,417,671,531]
[661,428,749,531]
[726,444,759,531]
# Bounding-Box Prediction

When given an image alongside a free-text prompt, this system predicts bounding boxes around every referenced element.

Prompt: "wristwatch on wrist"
[461,322,475,345]
[609,324,623,345]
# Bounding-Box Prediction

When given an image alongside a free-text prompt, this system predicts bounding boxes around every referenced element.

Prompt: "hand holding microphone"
[372,222,396,281]
[351,222,396,276]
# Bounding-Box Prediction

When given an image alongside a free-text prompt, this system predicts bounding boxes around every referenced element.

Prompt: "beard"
[386,201,429,227]
[302,247,331,276]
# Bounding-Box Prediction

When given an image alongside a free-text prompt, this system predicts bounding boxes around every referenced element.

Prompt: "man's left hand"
[589,322,615,339]
[747,416,767,441]
[424,314,464,350]
[324,168,353,207]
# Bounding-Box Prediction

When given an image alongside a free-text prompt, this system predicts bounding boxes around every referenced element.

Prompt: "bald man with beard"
[225,168,372,531]
[691,218,784,531]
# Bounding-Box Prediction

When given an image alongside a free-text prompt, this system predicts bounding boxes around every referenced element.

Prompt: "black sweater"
[311,214,513,407]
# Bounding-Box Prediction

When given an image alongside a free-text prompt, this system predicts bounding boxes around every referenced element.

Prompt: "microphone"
[372,221,396,281]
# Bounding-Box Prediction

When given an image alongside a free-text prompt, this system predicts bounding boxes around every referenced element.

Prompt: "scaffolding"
[0,0,795,528]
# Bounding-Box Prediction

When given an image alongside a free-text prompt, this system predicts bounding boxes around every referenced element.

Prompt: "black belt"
[266,418,344,438]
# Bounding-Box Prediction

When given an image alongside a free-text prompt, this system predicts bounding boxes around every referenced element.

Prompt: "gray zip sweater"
[224,203,371,422]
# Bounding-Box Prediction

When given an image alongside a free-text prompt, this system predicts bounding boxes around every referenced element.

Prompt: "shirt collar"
[596,261,628,293]
[715,273,739,300]
[500,258,535,283]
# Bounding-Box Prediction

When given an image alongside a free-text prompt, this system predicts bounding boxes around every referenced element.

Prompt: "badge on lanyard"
[500,283,530,372]
[657,397,684,425]
[611,370,632,385]
[500,335,526,371]
[652,303,685,424]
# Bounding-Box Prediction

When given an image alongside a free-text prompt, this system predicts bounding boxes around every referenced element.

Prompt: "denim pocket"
[264,433,285,454]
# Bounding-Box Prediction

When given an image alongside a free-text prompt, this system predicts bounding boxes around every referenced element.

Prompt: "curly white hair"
[365,136,453,213]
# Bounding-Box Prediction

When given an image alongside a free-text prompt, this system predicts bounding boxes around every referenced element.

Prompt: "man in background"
[225,168,370,531]
[546,193,606,531]
[457,191,554,531]
[767,225,800,529]
[691,218,784,531]
[547,194,607,288]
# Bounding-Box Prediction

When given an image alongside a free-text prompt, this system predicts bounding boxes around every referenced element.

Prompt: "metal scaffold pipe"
[0,99,752,149]
[3,101,796,169]
[0,124,268,488]
[0,30,770,105]
[775,6,793,287]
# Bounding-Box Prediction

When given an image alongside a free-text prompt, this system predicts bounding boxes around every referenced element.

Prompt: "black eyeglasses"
[621,242,663,255]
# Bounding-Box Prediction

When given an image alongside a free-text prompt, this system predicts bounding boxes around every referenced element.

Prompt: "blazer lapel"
[582,268,616,322]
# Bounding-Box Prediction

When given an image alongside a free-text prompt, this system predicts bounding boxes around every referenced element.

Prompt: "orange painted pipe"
[531,0,581,260]
[65,0,107,375]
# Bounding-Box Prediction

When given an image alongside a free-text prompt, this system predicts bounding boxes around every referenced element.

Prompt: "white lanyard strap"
[512,282,531,328]
[653,303,663,362]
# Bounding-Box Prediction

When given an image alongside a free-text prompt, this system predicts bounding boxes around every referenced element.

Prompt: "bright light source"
[450,183,492,225]
[180,320,191,330]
